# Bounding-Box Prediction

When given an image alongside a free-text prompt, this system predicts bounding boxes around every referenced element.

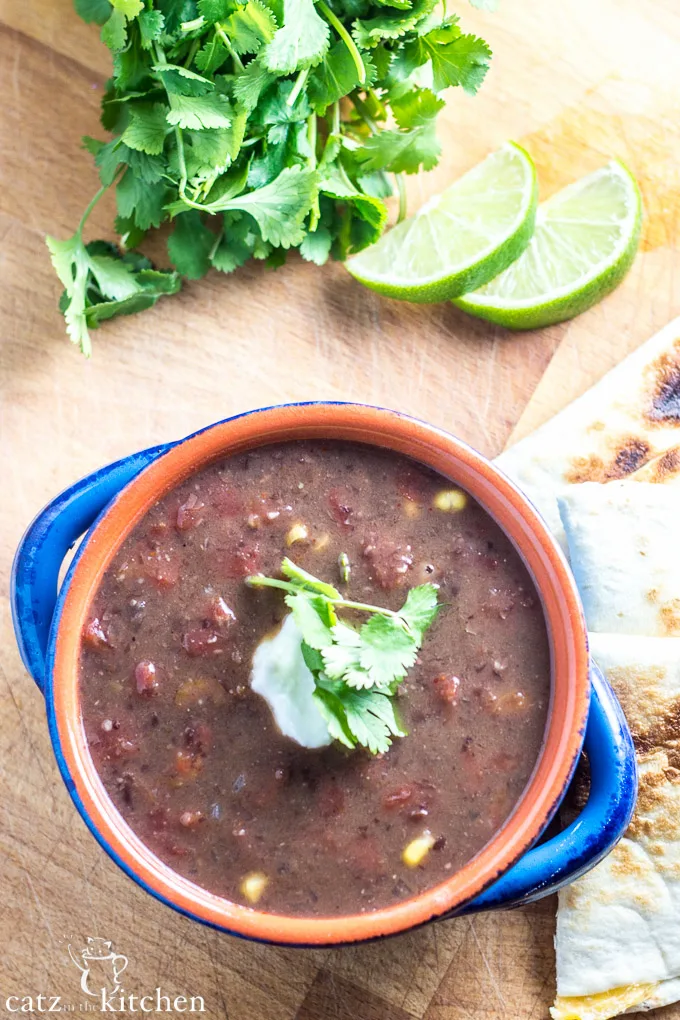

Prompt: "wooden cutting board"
[2,0,680,1016]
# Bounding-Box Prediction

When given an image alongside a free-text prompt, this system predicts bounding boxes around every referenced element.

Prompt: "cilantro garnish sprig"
[246,557,440,753]
[52,0,493,354]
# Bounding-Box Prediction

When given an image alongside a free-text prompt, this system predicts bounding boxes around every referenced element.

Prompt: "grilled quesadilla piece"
[588,634,680,749]
[496,316,680,545]
[558,482,680,636]
[551,747,680,1020]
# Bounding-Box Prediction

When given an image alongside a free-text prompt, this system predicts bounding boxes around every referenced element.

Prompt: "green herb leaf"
[246,558,439,754]
[167,210,216,277]
[121,104,169,154]
[299,224,332,264]
[407,24,492,94]
[110,0,144,16]
[167,92,233,129]
[262,0,330,74]
[209,166,318,247]
[74,0,113,25]
[101,8,128,50]
[225,0,278,55]
[138,10,166,46]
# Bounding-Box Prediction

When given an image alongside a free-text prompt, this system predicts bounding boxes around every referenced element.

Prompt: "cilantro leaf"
[195,36,230,74]
[262,0,330,74]
[198,0,238,22]
[225,0,278,55]
[352,0,436,47]
[110,0,144,15]
[357,614,417,688]
[284,593,335,649]
[232,57,276,110]
[246,558,439,754]
[398,583,440,640]
[101,8,128,51]
[350,88,445,176]
[299,224,332,264]
[312,687,356,749]
[116,170,167,228]
[121,104,168,154]
[46,235,92,354]
[138,10,166,46]
[408,24,492,94]
[209,166,318,247]
[210,213,256,271]
[307,40,364,115]
[167,93,233,129]
[167,210,216,278]
[74,0,113,24]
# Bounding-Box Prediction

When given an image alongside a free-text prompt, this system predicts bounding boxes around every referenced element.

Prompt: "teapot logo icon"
[67,937,128,999]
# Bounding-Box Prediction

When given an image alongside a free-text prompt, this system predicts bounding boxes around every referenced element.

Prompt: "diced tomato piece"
[328,487,355,529]
[382,785,415,810]
[433,673,460,705]
[181,626,227,657]
[179,810,204,829]
[139,545,179,589]
[176,493,206,532]
[207,596,236,627]
[134,660,159,695]
[362,538,413,589]
[82,617,109,650]
[220,542,260,578]
[174,749,204,780]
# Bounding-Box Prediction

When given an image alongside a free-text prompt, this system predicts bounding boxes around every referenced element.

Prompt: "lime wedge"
[454,160,642,330]
[345,142,538,303]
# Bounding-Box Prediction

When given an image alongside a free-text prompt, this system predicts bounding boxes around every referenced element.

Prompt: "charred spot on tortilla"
[565,437,651,483]
[641,446,680,482]
[660,597,680,635]
[610,841,652,881]
[647,342,680,423]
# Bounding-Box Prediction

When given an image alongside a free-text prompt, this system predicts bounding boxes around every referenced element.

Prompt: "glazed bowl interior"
[50,403,589,945]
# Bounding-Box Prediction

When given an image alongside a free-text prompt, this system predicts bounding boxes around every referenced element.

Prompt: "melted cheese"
[551,983,657,1020]
[250,614,331,749]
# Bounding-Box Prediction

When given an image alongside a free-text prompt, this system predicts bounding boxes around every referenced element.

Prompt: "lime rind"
[345,142,539,304]
[454,160,643,330]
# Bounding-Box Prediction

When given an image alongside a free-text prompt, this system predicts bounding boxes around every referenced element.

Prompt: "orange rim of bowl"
[52,403,589,945]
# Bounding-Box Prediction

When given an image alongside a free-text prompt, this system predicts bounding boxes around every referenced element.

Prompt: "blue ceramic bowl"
[11,403,637,945]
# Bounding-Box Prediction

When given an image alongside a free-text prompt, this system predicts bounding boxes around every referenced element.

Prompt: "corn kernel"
[402,831,436,868]
[403,500,422,519]
[285,523,309,547]
[313,532,330,552]
[433,489,467,512]
[240,872,269,904]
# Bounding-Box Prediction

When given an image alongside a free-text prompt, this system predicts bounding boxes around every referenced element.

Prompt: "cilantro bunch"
[53,0,493,353]
[247,558,441,754]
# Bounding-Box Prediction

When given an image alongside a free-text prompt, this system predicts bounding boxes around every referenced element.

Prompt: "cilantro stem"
[350,94,378,133]
[317,0,366,85]
[395,174,407,222]
[332,101,341,136]
[245,575,412,630]
[307,113,320,231]
[288,68,310,107]
[77,184,109,237]
[215,25,245,73]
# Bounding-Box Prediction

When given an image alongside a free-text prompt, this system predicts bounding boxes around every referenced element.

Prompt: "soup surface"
[79,441,551,916]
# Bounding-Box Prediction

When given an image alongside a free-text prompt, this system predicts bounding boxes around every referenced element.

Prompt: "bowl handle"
[11,444,173,694]
[458,661,637,914]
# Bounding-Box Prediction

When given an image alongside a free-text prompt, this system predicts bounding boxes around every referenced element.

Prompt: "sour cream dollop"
[250,614,332,748]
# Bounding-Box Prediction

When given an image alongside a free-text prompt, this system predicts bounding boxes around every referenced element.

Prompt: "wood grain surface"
[1,0,679,1016]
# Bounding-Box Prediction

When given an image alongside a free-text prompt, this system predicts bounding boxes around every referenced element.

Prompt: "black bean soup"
[79,441,551,916]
